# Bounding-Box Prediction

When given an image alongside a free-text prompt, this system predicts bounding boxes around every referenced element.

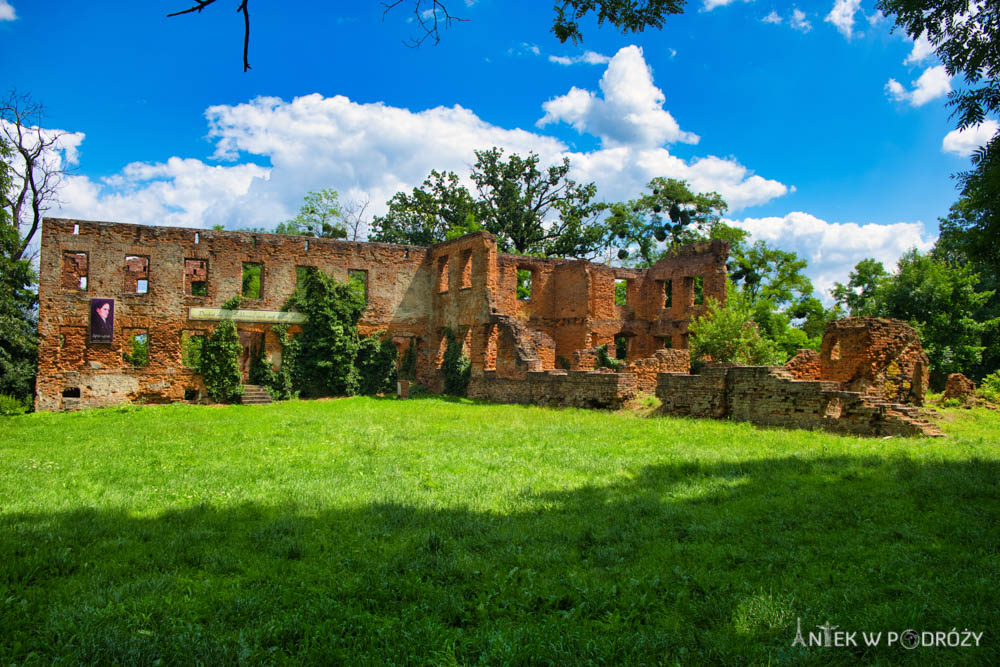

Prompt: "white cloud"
[791,9,812,33]
[904,33,935,65]
[702,0,749,11]
[825,0,861,39]
[942,120,999,157]
[50,47,790,233]
[729,212,936,303]
[763,11,782,24]
[548,51,611,66]
[538,45,699,148]
[0,0,15,21]
[885,65,952,106]
[508,42,540,57]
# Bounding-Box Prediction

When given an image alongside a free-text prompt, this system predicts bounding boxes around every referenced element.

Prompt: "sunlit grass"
[1,398,997,664]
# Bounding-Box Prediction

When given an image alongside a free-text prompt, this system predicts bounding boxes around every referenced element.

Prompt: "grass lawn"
[1,397,998,664]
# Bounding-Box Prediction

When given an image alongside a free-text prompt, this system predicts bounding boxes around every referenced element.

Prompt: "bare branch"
[168,0,251,72]
[1,91,69,261]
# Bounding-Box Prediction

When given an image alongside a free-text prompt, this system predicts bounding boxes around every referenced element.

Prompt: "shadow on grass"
[2,456,997,664]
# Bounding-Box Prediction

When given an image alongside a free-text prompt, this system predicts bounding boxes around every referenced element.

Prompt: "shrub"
[197,320,243,403]
[442,329,471,396]
[981,371,1000,404]
[357,333,398,394]
[688,289,785,366]
[0,393,28,416]
[286,269,365,397]
[249,324,296,400]
[595,344,621,371]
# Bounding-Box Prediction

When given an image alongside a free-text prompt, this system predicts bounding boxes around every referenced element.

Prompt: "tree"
[471,147,605,257]
[831,258,889,317]
[688,287,785,366]
[274,189,348,239]
[371,170,481,246]
[168,0,686,72]
[605,177,727,265]
[373,148,606,258]
[836,250,998,387]
[1,92,67,261]
[877,0,1000,236]
[934,196,1000,379]
[0,138,38,403]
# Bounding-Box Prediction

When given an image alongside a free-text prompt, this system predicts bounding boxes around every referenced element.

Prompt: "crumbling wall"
[784,348,821,380]
[819,318,929,404]
[37,219,437,410]
[656,365,942,437]
[468,369,638,409]
[623,349,691,393]
[37,218,730,411]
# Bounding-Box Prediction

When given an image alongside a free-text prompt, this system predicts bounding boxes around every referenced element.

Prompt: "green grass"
[1,398,998,664]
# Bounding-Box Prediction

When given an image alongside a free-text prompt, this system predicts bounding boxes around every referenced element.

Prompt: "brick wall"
[37,218,729,411]
[656,364,941,437]
[468,369,638,409]
[784,349,821,380]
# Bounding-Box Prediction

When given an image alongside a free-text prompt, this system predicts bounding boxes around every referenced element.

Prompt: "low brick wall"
[656,365,942,437]
[784,349,821,380]
[623,349,690,393]
[469,369,638,409]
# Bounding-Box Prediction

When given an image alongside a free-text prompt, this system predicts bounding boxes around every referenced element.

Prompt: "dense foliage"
[373,148,606,258]
[286,269,366,397]
[197,320,243,403]
[834,250,997,387]
[0,139,37,405]
[249,323,297,400]
[356,334,399,395]
[688,289,785,366]
[441,328,471,396]
[274,189,348,239]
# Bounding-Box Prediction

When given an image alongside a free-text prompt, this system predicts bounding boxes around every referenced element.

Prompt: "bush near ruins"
[249,323,297,400]
[356,333,398,395]
[283,268,397,398]
[441,328,471,396]
[286,269,365,397]
[688,290,784,366]
[197,320,243,403]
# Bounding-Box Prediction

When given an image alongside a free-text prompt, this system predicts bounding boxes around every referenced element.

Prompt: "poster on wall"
[89,298,115,344]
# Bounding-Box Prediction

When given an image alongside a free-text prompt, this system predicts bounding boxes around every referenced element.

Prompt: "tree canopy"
[372,148,606,258]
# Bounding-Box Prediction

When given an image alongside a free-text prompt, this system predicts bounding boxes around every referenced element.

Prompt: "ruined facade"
[36,218,726,412]
[655,318,940,437]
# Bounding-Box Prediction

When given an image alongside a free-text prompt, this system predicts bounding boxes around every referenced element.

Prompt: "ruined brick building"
[36,218,722,412]
[36,218,939,436]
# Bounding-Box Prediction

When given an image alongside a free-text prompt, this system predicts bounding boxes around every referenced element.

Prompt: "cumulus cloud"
[728,212,936,303]
[548,51,611,66]
[538,45,699,148]
[50,46,790,232]
[942,120,999,157]
[791,9,812,33]
[885,65,952,106]
[904,33,936,65]
[763,11,782,24]
[0,0,15,21]
[825,0,861,39]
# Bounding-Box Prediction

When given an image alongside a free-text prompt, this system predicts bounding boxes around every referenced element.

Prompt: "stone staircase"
[241,384,273,405]
[863,397,945,437]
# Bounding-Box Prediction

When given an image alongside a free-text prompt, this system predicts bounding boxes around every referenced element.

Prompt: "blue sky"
[3,0,996,301]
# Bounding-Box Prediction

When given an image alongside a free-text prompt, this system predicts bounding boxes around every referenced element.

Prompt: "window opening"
[348,269,369,303]
[517,268,532,301]
[242,262,262,298]
[437,256,449,293]
[124,255,149,294]
[615,279,628,306]
[693,276,704,305]
[123,330,149,367]
[62,251,88,291]
[185,259,208,296]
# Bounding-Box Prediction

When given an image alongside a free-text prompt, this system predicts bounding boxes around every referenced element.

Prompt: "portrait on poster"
[89,298,115,344]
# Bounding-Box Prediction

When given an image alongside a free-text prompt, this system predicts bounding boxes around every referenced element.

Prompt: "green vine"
[595,344,621,371]
[442,328,471,396]
[197,320,243,403]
